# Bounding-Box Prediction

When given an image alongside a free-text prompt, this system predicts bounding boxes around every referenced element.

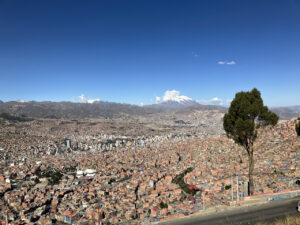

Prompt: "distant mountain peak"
[78,94,100,104]
[16,100,30,103]
[162,93,192,103]
[147,90,198,110]
[160,99,198,105]
[159,90,193,103]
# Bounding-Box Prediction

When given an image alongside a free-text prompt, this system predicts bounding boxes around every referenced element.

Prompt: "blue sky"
[0,0,299,107]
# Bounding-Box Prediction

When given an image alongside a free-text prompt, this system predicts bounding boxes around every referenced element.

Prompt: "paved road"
[158,198,300,225]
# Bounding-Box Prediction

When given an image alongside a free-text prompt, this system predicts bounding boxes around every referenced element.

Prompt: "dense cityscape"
[0,112,299,224]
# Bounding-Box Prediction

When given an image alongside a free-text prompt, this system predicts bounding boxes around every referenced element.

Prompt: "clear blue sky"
[0,0,299,106]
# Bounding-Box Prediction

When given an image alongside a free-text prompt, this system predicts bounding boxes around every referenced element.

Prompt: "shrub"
[225,185,231,190]
[159,202,168,209]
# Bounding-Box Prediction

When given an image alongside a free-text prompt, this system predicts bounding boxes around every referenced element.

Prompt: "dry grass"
[255,214,300,225]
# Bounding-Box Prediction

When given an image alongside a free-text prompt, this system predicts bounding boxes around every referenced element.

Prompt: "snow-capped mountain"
[152,99,199,110]
[160,92,193,103]
[146,90,199,110]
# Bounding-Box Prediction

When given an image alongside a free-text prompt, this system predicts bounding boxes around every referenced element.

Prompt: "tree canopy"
[223,88,278,151]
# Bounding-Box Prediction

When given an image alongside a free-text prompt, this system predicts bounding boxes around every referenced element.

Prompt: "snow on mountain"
[78,94,100,104]
[146,90,198,110]
[160,90,194,103]
[16,100,30,103]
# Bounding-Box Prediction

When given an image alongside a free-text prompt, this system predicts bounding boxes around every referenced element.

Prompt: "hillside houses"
[0,119,299,224]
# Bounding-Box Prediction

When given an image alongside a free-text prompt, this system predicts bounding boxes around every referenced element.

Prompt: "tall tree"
[296,119,300,136]
[223,88,278,195]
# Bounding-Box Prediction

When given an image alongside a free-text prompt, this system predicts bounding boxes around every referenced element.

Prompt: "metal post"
[241,181,244,200]
[98,205,100,225]
[231,176,234,206]
[237,175,239,206]
[202,191,205,210]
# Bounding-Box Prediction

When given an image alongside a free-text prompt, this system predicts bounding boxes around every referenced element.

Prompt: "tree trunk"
[248,147,254,196]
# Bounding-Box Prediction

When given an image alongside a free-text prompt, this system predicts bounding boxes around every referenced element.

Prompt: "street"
[158,197,300,225]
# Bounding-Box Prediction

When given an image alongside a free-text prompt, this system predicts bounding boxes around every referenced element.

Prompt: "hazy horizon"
[0,94,299,108]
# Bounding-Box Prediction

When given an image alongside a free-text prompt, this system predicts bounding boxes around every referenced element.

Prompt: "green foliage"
[131,214,139,219]
[225,185,231,190]
[295,120,300,136]
[172,167,193,184]
[34,177,40,184]
[223,88,278,149]
[63,165,77,173]
[172,167,199,196]
[48,171,63,185]
[159,202,168,209]
[35,168,63,185]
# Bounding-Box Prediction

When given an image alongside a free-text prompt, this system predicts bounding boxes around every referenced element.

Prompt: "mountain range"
[270,106,300,120]
[145,99,199,110]
[0,100,298,120]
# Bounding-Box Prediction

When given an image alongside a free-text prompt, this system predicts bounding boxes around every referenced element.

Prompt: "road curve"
[158,198,300,225]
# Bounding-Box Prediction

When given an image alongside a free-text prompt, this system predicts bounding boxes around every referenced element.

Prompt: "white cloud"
[197,97,234,106]
[226,61,236,65]
[156,90,193,103]
[78,94,100,104]
[226,99,232,104]
[212,97,221,101]
[218,60,236,65]
[140,102,144,106]
[197,97,224,106]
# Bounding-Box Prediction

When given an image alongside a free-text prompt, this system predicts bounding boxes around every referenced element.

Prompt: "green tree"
[223,88,278,195]
[296,120,300,136]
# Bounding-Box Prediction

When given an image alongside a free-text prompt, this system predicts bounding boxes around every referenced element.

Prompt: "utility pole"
[202,191,206,210]
[237,175,239,206]
[98,205,100,225]
[231,176,234,206]
[203,193,205,210]
[241,181,244,200]
[97,199,104,225]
